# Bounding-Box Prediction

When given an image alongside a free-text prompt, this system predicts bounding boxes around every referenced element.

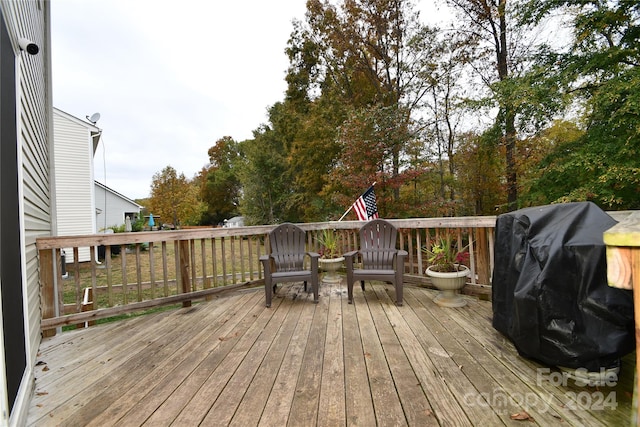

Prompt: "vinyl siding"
[52,109,98,262]
[95,183,142,231]
[1,0,52,425]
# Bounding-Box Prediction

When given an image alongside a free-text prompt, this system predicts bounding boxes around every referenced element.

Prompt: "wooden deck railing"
[36,217,496,334]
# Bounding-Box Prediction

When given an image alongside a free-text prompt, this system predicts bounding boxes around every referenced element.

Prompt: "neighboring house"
[224,216,245,227]
[95,181,142,231]
[52,107,101,262]
[53,109,142,263]
[0,2,51,425]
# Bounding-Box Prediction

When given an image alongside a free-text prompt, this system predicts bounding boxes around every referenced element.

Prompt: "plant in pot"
[317,229,344,284]
[424,233,470,307]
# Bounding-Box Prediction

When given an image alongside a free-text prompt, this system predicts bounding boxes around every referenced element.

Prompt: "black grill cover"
[492,202,634,371]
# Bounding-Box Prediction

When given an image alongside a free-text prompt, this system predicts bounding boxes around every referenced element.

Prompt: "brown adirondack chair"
[260,223,320,307]
[344,219,407,306]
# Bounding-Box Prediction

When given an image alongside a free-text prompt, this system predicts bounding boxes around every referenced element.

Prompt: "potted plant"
[317,229,344,283]
[424,233,470,307]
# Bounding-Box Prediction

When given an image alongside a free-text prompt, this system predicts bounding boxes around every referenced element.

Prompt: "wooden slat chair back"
[360,222,398,270]
[260,223,319,307]
[270,225,307,272]
[344,219,407,306]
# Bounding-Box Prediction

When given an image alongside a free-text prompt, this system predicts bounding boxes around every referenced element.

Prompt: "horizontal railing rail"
[37,217,497,334]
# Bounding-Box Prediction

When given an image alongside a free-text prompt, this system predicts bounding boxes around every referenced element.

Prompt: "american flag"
[352,185,379,221]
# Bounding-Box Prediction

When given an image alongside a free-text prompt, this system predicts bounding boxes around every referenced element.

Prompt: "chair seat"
[271,270,313,280]
[350,269,395,278]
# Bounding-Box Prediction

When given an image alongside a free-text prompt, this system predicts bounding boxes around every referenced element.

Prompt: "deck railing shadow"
[37,217,496,335]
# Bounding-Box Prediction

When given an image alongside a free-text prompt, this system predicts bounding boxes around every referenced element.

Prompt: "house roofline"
[95,181,144,208]
[54,107,103,154]
[53,107,101,132]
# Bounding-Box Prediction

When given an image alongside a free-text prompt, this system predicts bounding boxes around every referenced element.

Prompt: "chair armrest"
[343,250,359,270]
[259,254,273,275]
[307,251,319,272]
[343,250,358,259]
[395,249,408,271]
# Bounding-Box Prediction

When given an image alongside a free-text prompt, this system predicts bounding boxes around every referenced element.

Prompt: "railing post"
[179,239,192,307]
[475,228,492,285]
[603,211,640,425]
[39,249,56,337]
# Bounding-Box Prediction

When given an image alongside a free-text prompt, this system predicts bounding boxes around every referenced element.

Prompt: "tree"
[289,0,440,210]
[424,32,469,207]
[446,0,517,210]
[148,166,204,227]
[327,104,420,217]
[523,0,640,209]
[237,122,292,225]
[446,0,565,211]
[200,136,241,225]
[518,120,583,207]
[456,131,505,215]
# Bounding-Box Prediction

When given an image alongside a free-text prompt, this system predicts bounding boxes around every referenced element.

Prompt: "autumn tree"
[328,104,420,217]
[148,166,204,227]
[288,0,439,211]
[456,131,505,215]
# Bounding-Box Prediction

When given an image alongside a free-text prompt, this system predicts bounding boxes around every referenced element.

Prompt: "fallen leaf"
[218,332,238,341]
[510,411,534,422]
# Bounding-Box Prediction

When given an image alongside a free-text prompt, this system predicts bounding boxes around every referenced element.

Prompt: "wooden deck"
[27,280,634,426]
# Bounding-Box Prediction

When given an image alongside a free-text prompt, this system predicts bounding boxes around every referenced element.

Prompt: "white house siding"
[0,1,52,426]
[52,108,99,263]
[95,181,142,231]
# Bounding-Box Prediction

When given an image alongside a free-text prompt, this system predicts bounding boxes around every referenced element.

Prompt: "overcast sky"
[51,0,443,200]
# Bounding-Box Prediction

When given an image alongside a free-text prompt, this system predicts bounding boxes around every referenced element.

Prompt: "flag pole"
[338,182,376,222]
[338,205,352,222]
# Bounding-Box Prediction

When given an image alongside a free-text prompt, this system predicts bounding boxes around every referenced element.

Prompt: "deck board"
[229,292,304,427]
[357,290,407,427]
[317,284,347,426]
[368,286,436,426]
[258,285,317,427]
[342,290,377,426]
[27,281,635,426]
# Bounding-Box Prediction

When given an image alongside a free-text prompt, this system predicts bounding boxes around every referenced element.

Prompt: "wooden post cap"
[603,212,640,290]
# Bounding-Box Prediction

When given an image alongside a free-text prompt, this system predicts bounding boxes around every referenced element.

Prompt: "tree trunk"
[505,110,517,210]
[498,0,517,210]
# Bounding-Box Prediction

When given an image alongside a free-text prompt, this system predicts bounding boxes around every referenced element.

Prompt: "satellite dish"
[86,112,101,124]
